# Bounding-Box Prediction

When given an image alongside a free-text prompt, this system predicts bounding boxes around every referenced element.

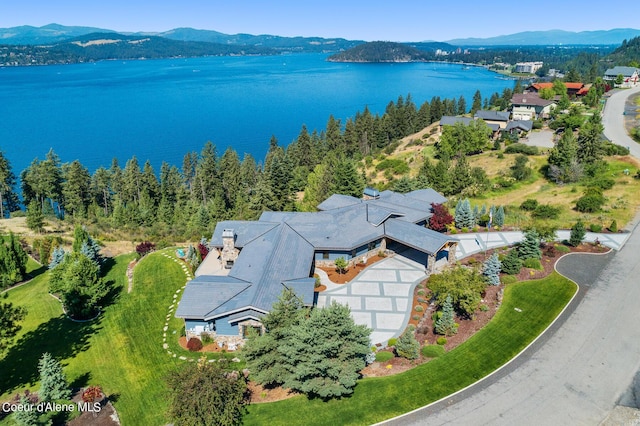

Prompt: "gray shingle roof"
[175,276,251,319]
[317,194,361,211]
[511,94,555,107]
[506,120,534,132]
[604,66,639,78]
[439,116,474,127]
[384,218,455,254]
[474,110,510,122]
[179,189,451,323]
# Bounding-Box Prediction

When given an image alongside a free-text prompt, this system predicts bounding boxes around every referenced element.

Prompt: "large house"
[525,82,586,98]
[604,66,640,88]
[175,189,458,347]
[511,93,555,120]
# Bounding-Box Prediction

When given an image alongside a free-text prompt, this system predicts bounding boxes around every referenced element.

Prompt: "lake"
[1,54,515,175]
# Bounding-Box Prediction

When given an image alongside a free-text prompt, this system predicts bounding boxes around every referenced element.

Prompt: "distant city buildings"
[514,61,544,74]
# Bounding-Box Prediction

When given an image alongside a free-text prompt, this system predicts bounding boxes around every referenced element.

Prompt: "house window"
[322,252,329,260]
[243,325,262,338]
[368,241,376,251]
[351,249,357,258]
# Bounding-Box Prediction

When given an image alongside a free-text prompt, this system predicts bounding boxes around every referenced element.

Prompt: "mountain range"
[2,24,640,47]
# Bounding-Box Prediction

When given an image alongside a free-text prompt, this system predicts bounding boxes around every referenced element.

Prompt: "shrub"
[522,258,543,270]
[588,177,615,190]
[436,337,447,345]
[412,315,420,321]
[569,220,586,247]
[589,223,603,233]
[531,204,561,220]
[135,241,156,258]
[334,257,348,274]
[429,203,454,232]
[520,199,539,211]
[201,333,214,345]
[501,249,522,275]
[421,345,446,358]
[395,331,420,360]
[375,351,394,362]
[555,244,571,253]
[186,337,203,352]
[414,305,424,312]
[387,337,397,347]
[417,289,426,296]
[543,244,557,257]
[609,220,618,233]
[501,275,518,285]
[479,304,489,312]
[575,192,605,213]
[504,143,539,155]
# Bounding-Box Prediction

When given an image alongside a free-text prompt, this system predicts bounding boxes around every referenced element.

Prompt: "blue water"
[0,54,514,174]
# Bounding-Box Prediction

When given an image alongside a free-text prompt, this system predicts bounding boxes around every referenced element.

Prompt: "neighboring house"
[505,120,534,135]
[474,110,510,129]
[514,61,543,74]
[175,189,459,347]
[526,82,585,98]
[439,115,501,138]
[511,93,555,120]
[604,66,640,88]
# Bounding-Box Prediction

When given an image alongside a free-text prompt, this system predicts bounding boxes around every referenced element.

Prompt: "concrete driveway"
[316,255,426,346]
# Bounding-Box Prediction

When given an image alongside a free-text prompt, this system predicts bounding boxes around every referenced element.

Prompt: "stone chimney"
[221,229,239,269]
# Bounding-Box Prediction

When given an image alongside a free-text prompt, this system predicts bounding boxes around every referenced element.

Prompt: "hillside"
[606,36,640,66]
[327,41,430,62]
[445,28,640,46]
[0,32,275,66]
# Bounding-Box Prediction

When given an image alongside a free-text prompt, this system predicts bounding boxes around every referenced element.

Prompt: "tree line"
[0,87,516,241]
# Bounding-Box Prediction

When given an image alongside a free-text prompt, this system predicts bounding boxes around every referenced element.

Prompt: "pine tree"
[494,205,505,227]
[569,220,586,247]
[483,253,502,286]
[501,249,522,275]
[244,289,308,388]
[12,394,39,426]
[280,301,371,398]
[395,330,420,360]
[25,199,44,233]
[435,295,457,336]
[38,352,71,401]
[454,198,475,229]
[518,229,542,260]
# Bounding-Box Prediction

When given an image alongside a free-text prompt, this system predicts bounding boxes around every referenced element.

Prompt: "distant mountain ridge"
[445,28,640,46]
[2,24,639,48]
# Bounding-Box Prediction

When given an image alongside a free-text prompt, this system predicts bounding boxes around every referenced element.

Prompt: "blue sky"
[1,0,637,41]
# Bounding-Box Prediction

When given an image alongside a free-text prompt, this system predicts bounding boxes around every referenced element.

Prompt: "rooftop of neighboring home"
[511,93,556,107]
[176,189,453,323]
[505,120,534,132]
[474,110,510,122]
[604,66,640,78]
[439,115,500,132]
[527,82,585,92]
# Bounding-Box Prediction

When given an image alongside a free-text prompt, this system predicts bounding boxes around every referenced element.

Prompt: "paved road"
[383,88,640,425]
[603,86,640,158]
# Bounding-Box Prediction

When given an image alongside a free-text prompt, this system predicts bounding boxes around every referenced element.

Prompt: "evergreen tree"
[49,247,66,269]
[483,253,502,286]
[451,156,474,194]
[471,89,482,114]
[569,220,586,247]
[577,114,604,165]
[391,176,414,194]
[280,301,371,398]
[435,295,457,336]
[62,160,92,218]
[457,95,467,115]
[12,393,39,425]
[395,330,420,360]
[0,232,28,285]
[0,301,27,353]
[38,352,71,401]
[494,205,505,227]
[510,154,532,181]
[518,229,542,260]
[25,199,44,233]
[244,288,308,387]
[166,359,247,426]
[0,151,19,219]
[501,248,522,275]
[454,199,475,229]
[548,130,581,183]
[332,158,364,198]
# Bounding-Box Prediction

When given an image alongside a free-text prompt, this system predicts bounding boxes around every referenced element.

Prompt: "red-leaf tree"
[135,241,155,258]
[429,203,454,232]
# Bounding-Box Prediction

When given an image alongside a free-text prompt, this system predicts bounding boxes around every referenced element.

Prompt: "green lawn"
[1,252,576,426]
[0,250,189,425]
[244,273,576,426]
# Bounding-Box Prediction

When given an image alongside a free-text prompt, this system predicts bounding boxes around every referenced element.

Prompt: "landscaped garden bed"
[317,254,386,284]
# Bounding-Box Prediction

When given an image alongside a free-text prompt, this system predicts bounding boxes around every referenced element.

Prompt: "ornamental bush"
[421,344,446,358]
[569,220,586,247]
[186,337,203,351]
[501,249,522,275]
[520,198,539,211]
[436,337,447,345]
[375,351,394,362]
[395,331,420,360]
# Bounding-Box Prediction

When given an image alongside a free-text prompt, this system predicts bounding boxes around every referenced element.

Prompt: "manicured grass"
[244,272,576,426]
[0,250,190,425]
[421,344,446,358]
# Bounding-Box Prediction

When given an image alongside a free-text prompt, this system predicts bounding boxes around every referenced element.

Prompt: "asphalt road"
[603,86,640,158]
[384,88,640,426]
